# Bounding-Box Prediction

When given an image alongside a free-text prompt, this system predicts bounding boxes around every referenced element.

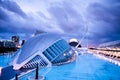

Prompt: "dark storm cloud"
[0,0,120,46]
[85,1,120,44]
[0,0,34,39]
[0,8,10,21]
[0,0,26,18]
[48,1,86,37]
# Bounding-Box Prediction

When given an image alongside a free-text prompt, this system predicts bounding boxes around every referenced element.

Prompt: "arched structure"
[11,33,75,70]
[69,38,81,48]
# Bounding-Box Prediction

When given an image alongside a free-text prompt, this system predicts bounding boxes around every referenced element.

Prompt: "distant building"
[11,36,20,48]
[0,41,16,53]
[0,41,4,47]
[12,36,19,43]
[69,38,81,48]
[0,36,21,53]
[0,41,16,48]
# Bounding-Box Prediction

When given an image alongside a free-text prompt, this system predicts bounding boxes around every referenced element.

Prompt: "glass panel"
[43,51,53,61]
[55,42,63,51]
[47,48,56,58]
[51,45,59,55]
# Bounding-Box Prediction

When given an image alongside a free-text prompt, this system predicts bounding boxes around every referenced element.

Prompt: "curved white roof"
[69,38,78,43]
[17,33,61,64]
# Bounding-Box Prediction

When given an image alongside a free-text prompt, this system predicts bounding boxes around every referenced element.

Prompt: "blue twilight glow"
[0,0,120,45]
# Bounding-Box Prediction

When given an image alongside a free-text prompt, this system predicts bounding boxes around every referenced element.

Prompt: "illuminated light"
[93,53,120,66]
[109,59,112,62]
[31,34,35,37]
[69,50,73,55]
[0,67,2,76]
[118,63,120,66]
[63,53,66,56]
[17,45,21,48]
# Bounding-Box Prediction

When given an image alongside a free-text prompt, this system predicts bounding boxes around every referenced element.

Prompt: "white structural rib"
[11,50,52,70]
[39,51,52,67]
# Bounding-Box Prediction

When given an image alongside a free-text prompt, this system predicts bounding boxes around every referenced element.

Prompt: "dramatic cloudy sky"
[0,0,120,46]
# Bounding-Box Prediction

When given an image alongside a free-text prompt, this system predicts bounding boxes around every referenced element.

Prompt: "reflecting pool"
[0,53,120,80]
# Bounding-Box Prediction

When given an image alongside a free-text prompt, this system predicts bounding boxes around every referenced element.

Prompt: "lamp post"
[35,63,39,80]
[28,63,45,80]
[15,74,18,80]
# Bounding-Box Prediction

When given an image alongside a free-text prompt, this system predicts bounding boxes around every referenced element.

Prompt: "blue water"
[0,54,14,67]
[45,54,120,80]
[0,53,120,80]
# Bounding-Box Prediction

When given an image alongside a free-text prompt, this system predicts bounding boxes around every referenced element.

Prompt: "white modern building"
[10,33,75,70]
[69,38,81,48]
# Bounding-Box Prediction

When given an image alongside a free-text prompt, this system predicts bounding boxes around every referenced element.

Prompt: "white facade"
[11,33,75,70]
